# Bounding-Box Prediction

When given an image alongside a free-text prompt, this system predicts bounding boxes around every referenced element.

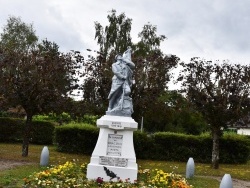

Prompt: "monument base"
[86,115,138,182]
[87,161,137,182]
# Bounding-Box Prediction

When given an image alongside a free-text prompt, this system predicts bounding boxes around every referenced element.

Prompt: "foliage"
[54,126,250,164]
[23,161,192,188]
[153,132,211,162]
[83,10,179,128]
[220,133,250,164]
[80,114,99,125]
[153,132,250,163]
[132,53,179,130]
[143,90,209,134]
[136,23,166,53]
[94,9,132,58]
[0,117,23,142]
[0,33,80,117]
[0,16,38,53]
[33,112,72,125]
[133,131,154,159]
[82,10,133,115]
[33,113,99,126]
[0,110,9,117]
[178,58,250,168]
[0,117,55,144]
[0,16,82,156]
[54,124,99,154]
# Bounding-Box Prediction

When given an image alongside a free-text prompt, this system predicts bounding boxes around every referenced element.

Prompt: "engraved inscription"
[107,134,123,156]
[99,156,128,167]
[110,121,123,129]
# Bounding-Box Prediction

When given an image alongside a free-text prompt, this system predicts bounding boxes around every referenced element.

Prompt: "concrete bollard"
[40,146,49,166]
[220,174,233,188]
[186,157,195,179]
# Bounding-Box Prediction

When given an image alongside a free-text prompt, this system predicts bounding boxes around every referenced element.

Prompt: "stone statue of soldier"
[106,47,135,116]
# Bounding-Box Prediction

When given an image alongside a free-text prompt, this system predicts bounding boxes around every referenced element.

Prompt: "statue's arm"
[112,64,126,80]
[123,58,135,69]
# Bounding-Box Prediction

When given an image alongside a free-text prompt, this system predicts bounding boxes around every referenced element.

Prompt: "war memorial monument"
[86,47,138,182]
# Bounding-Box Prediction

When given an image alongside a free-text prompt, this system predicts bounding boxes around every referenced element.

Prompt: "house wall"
[237,128,250,136]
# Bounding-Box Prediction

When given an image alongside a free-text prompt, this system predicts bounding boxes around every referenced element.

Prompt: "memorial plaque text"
[99,156,128,167]
[107,134,123,156]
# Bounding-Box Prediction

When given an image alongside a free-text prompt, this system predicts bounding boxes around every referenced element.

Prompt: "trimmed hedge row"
[0,117,55,144]
[55,126,250,164]
[54,124,99,154]
[147,132,250,164]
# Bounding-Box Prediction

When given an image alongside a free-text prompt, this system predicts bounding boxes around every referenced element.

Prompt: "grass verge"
[0,143,249,187]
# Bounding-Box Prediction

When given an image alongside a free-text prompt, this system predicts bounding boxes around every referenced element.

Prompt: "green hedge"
[133,131,155,159]
[0,117,55,144]
[152,132,212,162]
[220,134,250,164]
[152,132,250,163]
[54,124,99,154]
[54,126,250,164]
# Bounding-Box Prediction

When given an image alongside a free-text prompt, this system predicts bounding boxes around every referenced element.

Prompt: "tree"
[83,10,179,128]
[131,23,178,128]
[94,9,132,59]
[178,58,250,168]
[0,16,81,156]
[82,10,133,114]
[157,90,208,134]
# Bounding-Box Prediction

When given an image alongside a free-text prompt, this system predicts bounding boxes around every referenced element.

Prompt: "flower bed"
[23,161,192,188]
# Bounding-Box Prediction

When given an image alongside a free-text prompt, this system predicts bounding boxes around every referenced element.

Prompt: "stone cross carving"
[106,47,135,117]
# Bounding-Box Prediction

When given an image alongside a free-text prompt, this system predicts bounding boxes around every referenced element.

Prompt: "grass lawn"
[0,143,249,187]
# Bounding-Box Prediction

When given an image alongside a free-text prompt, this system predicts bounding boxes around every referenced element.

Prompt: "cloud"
[0,0,250,63]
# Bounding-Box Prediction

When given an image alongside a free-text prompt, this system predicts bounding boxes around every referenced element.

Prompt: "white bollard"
[220,174,233,188]
[186,157,195,178]
[40,146,49,166]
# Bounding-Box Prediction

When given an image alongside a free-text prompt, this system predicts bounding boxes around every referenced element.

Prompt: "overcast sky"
[1,0,250,64]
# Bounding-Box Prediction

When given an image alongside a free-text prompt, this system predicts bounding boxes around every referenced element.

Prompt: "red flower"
[96,177,104,184]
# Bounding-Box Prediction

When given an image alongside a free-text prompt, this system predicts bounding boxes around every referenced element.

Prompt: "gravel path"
[203,176,250,188]
[232,179,250,188]
[0,159,33,171]
[0,160,250,187]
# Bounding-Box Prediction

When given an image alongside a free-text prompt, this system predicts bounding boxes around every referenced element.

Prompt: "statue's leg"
[123,84,131,96]
[108,87,123,111]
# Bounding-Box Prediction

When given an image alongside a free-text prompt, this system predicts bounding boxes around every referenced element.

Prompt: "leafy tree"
[82,10,133,114]
[157,90,208,134]
[0,16,81,156]
[94,9,132,59]
[178,58,250,168]
[0,94,9,113]
[83,10,179,128]
[132,23,179,127]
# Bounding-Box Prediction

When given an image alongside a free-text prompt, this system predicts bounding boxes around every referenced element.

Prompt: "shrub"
[152,132,212,162]
[54,123,99,154]
[33,112,72,125]
[0,117,55,144]
[30,120,55,144]
[133,131,154,159]
[152,132,249,164]
[54,125,250,164]
[220,133,250,163]
[80,114,99,126]
[0,117,24,142]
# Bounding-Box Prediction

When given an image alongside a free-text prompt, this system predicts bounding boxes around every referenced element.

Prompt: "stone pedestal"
[87,115,138,182]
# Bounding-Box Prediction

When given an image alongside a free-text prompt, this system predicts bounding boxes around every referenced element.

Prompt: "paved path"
[0,159,33,171]
[200,175,250,188]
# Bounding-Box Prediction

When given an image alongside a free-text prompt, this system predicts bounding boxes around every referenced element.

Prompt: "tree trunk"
[22,114,32,157]
[211,128,220,169]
